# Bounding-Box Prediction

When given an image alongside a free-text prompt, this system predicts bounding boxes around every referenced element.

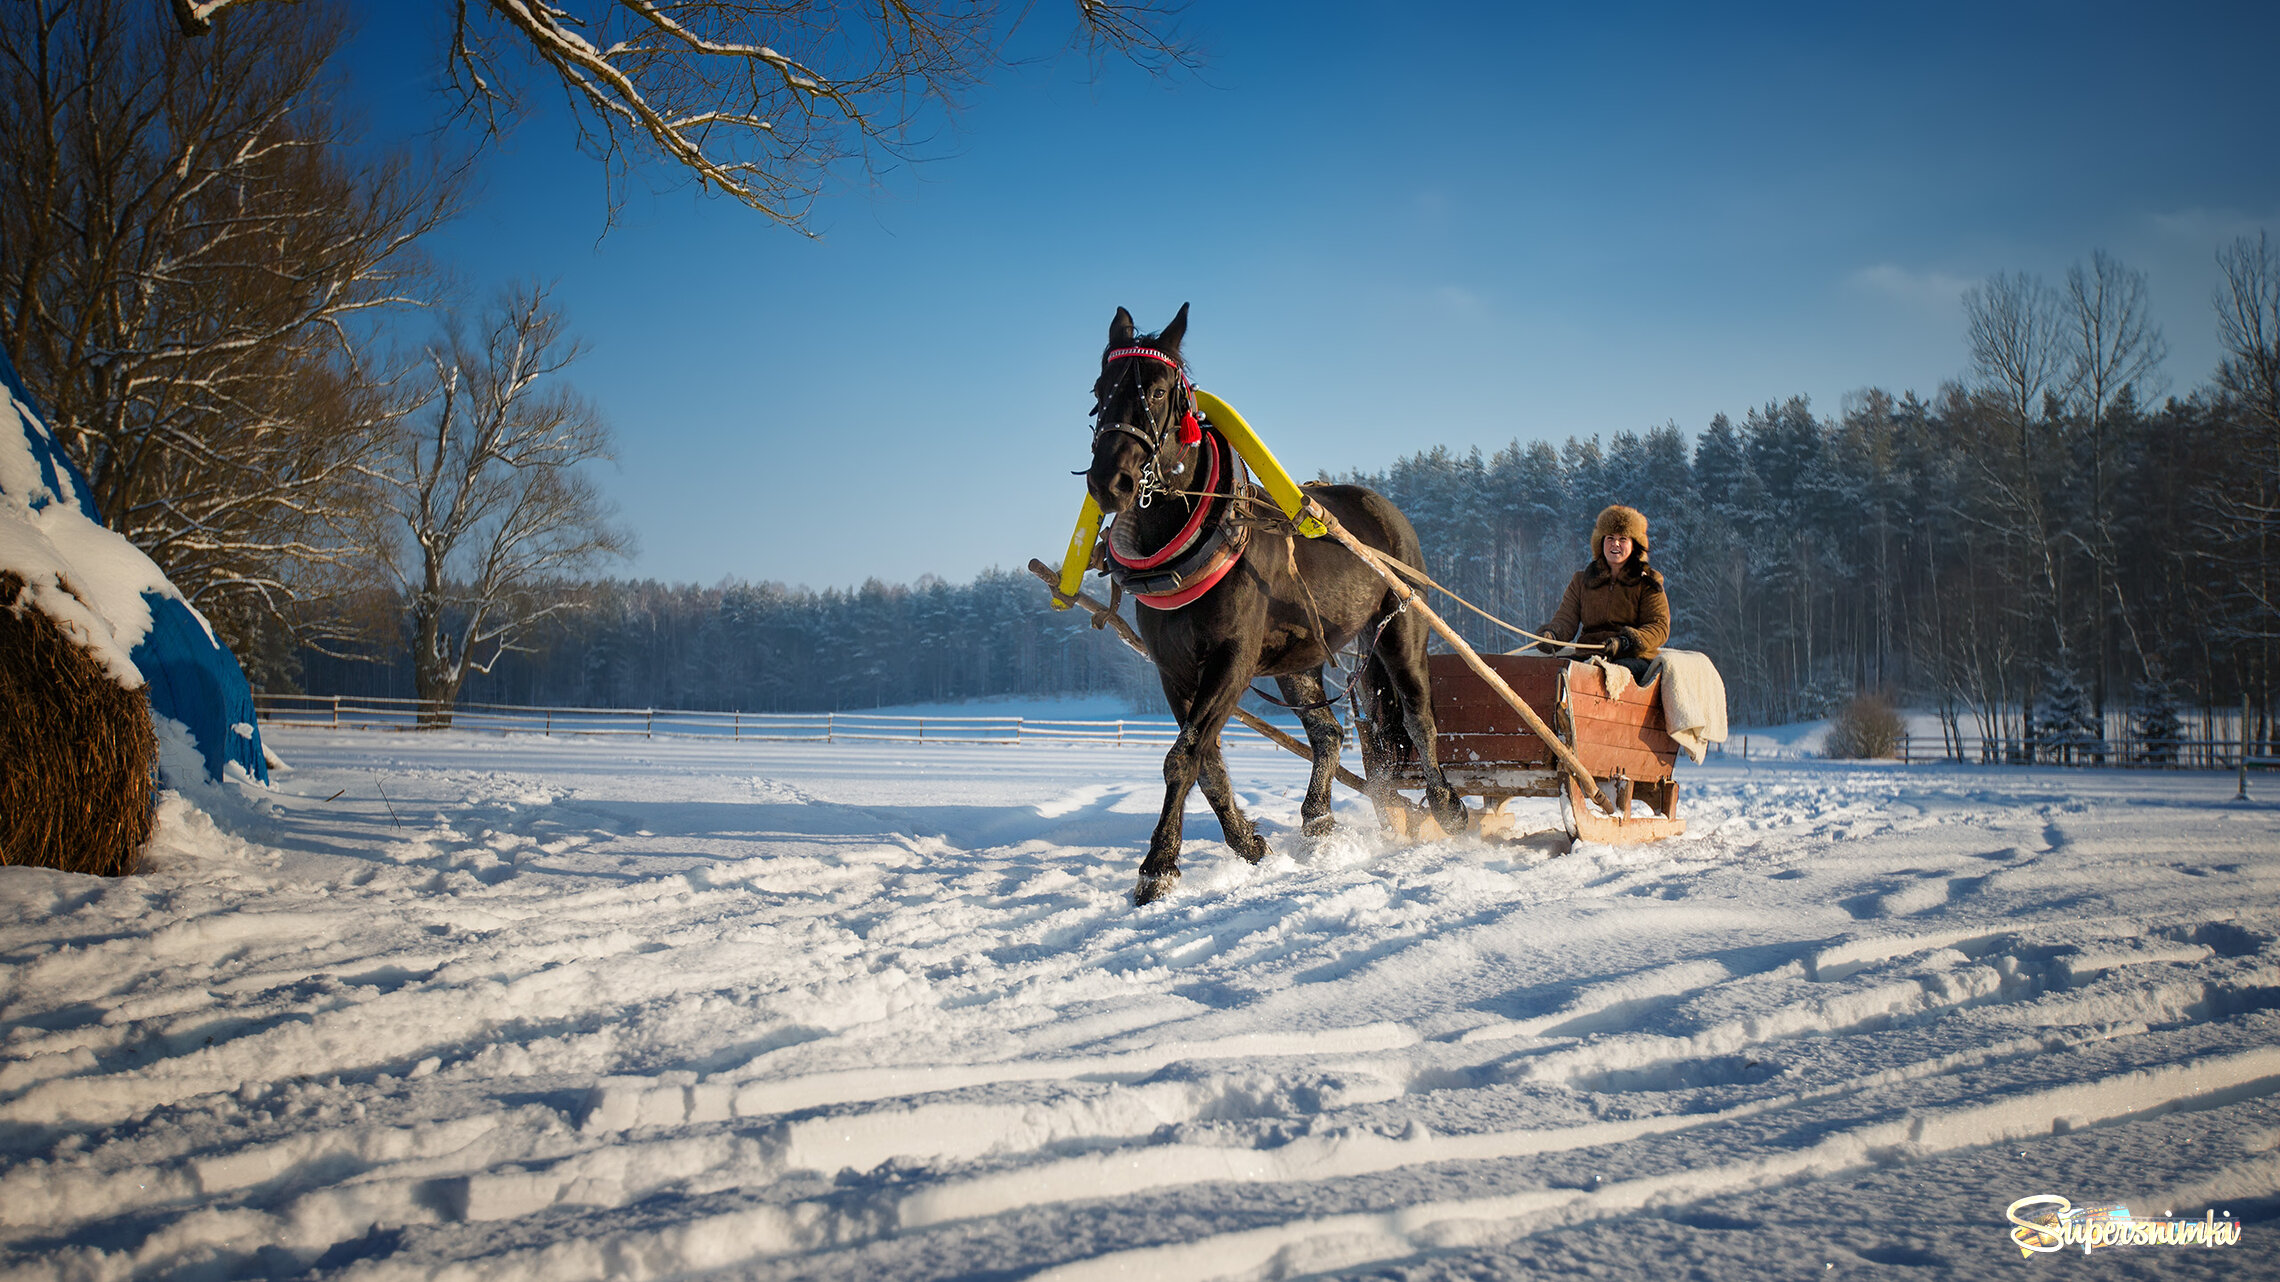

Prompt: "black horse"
[1084,303,1465,905]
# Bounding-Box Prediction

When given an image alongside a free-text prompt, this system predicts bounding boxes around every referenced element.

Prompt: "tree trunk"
[411,598,460,729]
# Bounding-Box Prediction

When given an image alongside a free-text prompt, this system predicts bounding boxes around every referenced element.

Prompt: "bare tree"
[2060,250,2166,713]
[169,1,1195,228]
[2210,231,2280,636]
[2215,231,2280,434]
[1966,271,2067,434]
[1962,271,2070,655]
[2065,250,2168,426]
[377,285,632,723]
[0,0,458,675]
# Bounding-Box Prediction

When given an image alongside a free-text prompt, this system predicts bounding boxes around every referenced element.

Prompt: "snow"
[2,725,2276,1279]
[1,366,196,687]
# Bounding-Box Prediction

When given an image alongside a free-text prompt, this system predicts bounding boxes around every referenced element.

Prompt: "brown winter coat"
[1539,505,1668,658]
[1540,559,1670,658]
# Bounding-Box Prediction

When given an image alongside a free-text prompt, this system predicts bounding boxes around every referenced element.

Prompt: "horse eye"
[1151,387,1166,399]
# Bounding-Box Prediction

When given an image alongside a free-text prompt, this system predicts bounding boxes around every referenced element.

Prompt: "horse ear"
[1109,307,1136,349]
[1159,302,1190,356]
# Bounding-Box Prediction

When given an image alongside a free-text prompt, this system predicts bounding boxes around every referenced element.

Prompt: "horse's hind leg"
[1276,670,1343,837]
[1374,608,1468,833]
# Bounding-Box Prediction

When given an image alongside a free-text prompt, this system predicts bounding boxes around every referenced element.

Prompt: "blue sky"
[339,1,2280,591]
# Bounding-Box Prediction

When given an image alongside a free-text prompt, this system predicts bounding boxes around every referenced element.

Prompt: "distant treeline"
[298,379,2276,747]
[299,570,1164,713]
[1343,387,2271,745]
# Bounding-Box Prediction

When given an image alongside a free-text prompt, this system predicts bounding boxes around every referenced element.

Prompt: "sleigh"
[1029,549,1691,849]
[1363,652,1686,846]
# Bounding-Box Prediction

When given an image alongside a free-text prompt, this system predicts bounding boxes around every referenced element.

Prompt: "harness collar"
[1103,427,1253,610]
[1108,430,1221,571]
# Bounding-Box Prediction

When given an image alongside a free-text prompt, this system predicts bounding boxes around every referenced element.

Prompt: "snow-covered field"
[3,722,2276,1280]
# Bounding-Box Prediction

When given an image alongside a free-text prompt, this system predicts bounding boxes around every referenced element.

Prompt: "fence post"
[827,712,833,744]
[647,708,654,739]
[2241,694,2251,801]
[734,711,740,741]
[332,694,340,728]
[546,708,552,736]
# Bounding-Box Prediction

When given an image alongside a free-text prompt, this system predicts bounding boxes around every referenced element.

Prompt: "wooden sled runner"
[1364,652,1686,846]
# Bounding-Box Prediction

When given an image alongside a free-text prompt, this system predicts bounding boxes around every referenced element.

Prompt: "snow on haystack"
[0,345,267,794]
[0,399,165,688]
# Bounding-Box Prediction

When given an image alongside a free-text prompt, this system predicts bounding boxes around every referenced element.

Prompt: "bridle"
[1090,345,1202,506]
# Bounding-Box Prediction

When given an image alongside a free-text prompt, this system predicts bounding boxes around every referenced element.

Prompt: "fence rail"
[260,694,2279,771]
[1708,731,2278,770]
[254,693,1183,746]
[1890,733,2277,769]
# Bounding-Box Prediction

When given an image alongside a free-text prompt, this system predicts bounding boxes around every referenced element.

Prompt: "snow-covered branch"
[174,1,1192,228]
[2,0,461,680]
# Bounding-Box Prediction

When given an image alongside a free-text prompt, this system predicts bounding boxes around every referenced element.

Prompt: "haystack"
[0,569,157,875]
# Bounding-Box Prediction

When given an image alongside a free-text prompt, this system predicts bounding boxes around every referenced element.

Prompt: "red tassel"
[1178,409,1201,446]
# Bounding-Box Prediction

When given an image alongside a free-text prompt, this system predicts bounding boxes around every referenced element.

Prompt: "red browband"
[1102,346,1201,445]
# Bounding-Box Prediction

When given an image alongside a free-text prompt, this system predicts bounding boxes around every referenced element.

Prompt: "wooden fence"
[259,694,2277,772]
[254,693,1182,746]
[1710,731,2277,770]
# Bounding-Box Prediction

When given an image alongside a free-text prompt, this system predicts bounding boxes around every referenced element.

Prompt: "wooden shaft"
[1305,505,1602,797]
[1025,559,1371,794]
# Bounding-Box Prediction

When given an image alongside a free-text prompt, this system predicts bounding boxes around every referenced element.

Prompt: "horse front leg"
[1136,722,1203,906]
[1190,645,1269,867]
[1135,647,1263,905]
[1276,670,1343,838]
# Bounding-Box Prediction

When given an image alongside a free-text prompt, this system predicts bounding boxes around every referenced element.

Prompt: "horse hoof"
[1234,834,1270,864]
[1301,816,1337,839]
[1429,795,1471,835]
[1133,869,1180,905]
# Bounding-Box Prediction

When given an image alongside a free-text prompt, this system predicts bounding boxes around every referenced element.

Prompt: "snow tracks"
[1,734,2275,1279]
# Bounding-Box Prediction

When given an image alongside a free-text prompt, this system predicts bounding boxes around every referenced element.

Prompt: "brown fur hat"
[1590,504,1650,559]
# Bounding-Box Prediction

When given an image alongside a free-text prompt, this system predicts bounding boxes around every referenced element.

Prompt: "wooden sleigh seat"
[1365,652,1686,845]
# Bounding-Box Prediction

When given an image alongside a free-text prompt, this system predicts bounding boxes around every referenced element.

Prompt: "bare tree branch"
[2,0,460,681]
[173,0,1195,229]
[2216,231,2280,434]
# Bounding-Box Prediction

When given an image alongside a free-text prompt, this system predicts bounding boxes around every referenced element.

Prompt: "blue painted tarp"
[0,342,267,784]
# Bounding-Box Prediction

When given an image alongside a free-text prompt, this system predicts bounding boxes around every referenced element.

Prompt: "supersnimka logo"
[2006,1195,2245,1257]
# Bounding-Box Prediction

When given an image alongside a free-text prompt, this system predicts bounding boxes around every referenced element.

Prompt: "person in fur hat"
[1535,504,1669,678]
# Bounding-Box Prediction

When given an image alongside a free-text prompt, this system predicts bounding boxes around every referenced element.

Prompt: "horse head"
[1086,303,1194,515]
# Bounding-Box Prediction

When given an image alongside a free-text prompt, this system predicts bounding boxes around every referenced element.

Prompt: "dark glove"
[1604,633,1633,659]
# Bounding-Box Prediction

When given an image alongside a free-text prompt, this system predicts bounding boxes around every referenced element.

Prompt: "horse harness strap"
[1105,428,1253,610]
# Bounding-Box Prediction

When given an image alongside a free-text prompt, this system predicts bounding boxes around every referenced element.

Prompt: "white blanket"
[1642,648,1729,763]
